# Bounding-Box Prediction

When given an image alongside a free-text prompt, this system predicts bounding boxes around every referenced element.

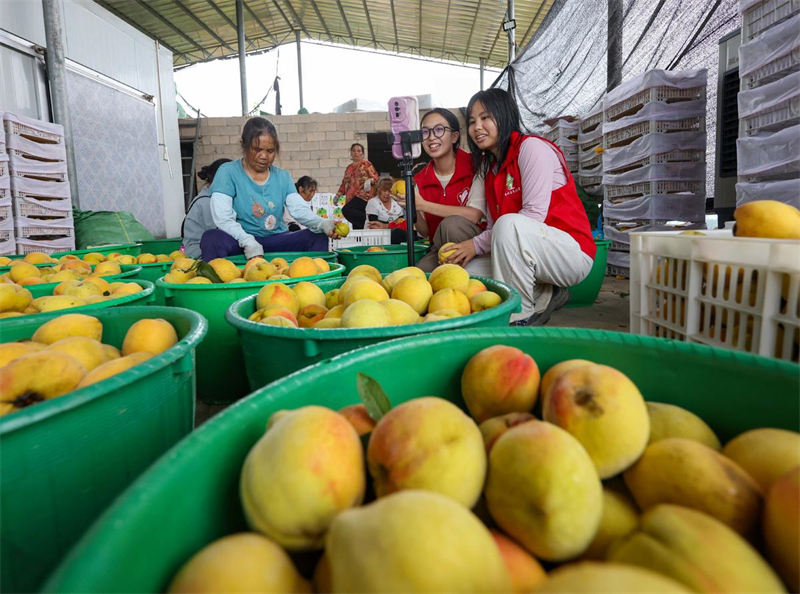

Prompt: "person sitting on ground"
[444,88,596,326]
[412,108,487,271]
[365,177,408,244]
[339,142,380,230]
[200,117,339,260]
[285,175,318,232]
[181,158,231,258]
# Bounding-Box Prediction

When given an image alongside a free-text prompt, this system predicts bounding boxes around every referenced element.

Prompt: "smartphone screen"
[388,96,422,160]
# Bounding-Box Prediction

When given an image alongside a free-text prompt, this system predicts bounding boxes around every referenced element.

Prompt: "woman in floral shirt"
[339,142,380,229]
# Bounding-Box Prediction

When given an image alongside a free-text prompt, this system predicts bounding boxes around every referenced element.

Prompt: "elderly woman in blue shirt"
[200,117,339,260]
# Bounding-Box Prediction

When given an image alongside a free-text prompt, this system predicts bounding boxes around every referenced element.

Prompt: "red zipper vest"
[414,148,476,239]
[485,132,596,259]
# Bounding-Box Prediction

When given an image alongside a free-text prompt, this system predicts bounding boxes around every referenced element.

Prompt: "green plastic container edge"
[225,274,522,340]
[137,239,183,255]
[225,251,338,265]
[565,239,611,308]
[334,244,427,256]
[155,263,346,293]
[43,326,799,593]
[24,265,143,298]
[12,279,156,319]
[0,306,208,434]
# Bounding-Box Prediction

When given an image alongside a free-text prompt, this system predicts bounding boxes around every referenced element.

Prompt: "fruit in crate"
[0,284,33,313]
[334,222,350,237]
[646,401,721,449]
[763,467,800,591]
[734,200,800,240]
[122,319,178,356]
[538,562,691,593]
[365,246,387,252]
[288,256,320,278]
[438,242,457,264]
[581,488,639,561]
[208,258,242,282]
[722,428,800,492]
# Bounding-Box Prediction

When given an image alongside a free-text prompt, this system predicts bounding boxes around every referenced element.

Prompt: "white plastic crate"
[8,152,68,182]
[736,124,800,179]
[605,85,707,123]
[10,175,70,201]
[603,162,706,187]
[0,174,9,192]
[577,172,603,189]
[739,13,800,88]
[15,222,74,239]
[579,105,604,134]
[566,158,579,174]
[603,69,707,118]
[0,204,11,222]
[13,194,72,218]
[603,130,707,173]
[630,229,800,362]
[15,235,75,255]
[0,154,7,178]
[578,125,604,153]
[605,179,706,202]
[543,120,579,144]
[735,178,800,207]
[604,116,706,149]
[742,0,800,41]
[0,238,16,256]
[329,229,391,250]
[579,151,603,171]
[738,71,800,136]
[2,112,64,144]
[5,133,67,163]
[604,193,707,224]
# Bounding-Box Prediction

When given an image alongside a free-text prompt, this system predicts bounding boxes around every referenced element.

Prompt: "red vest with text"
[485,132,596,259]
[414,148,477,239]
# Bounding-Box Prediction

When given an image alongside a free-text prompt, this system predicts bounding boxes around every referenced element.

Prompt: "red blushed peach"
[764,467,800,591]
[61,259,92,272]
[540,359,593,399]
[256,282,300,316]
[259,306,298,326]
[297,304,328,328]
[460,345,541,423]
[479,412,536,453]
[490,530,547,593]
[338,404,377,436]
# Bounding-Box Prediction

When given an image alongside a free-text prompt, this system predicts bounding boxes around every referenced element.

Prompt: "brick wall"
[181,108,468,196]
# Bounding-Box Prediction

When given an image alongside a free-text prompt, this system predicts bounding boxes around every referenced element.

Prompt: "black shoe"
[528,286,570,326]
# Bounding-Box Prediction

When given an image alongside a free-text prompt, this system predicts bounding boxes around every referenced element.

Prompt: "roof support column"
[607,0,623,90]
[480,58,485,90]
[296,30,304,111]
[41,0,80,207]
[507,0,515,64]
[236,0,249,116]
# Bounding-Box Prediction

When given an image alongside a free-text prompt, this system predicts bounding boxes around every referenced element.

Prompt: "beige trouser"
[465,214,593,322]
[417,216,484,272]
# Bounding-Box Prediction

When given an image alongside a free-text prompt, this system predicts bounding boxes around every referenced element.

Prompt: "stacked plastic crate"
[577,105,604,196]
[3,112,74,255]
[735,2,800,208]
[601,69,708,278]
[0,115,12,256]
[542,119,579,175]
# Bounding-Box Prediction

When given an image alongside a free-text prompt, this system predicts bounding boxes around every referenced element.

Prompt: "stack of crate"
[601,69,708,278]
[735,4,800,207]
[3,112,75,255]
[0,115,12,256]
[542,119,579,175]
[577,105,604,195]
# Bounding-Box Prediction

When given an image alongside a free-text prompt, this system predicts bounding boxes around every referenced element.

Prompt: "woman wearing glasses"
[412,108,487,272]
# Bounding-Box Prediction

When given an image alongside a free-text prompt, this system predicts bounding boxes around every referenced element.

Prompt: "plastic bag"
[73,208,154,249]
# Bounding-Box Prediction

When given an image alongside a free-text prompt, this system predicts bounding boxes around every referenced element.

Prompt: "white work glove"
[320,219,337,237]
[364,179,372,192]
[243,238,264,260]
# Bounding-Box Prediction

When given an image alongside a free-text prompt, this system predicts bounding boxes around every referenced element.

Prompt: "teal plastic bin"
[43,327,799,593]
[24,265,143,298]
[138,238,183,255]
[566,240,611,308]
[226,275,520,390]
[334,244,427,274]
[7,280,156,319]
[1,306,207,593]
[225,251,338,266]
[156,264,346,404]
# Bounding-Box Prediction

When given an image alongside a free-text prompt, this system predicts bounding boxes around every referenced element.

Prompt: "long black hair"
[421,108,461,153]
[197,158,231,184]
[466,88,523,177]
[240,117,280,153]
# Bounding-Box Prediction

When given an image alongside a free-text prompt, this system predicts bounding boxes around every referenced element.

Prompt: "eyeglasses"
[421,125,455,140]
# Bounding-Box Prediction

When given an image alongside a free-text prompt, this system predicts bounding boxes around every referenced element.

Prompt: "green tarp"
[73,209,154,249]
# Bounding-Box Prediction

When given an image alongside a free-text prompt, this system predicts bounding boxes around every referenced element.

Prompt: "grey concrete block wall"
[182,108,469,196]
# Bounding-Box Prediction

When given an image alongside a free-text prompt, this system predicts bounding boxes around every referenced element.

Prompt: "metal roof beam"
[171,0,237,55]
[131,0,213,59]
[309,1,334,43]
[242,1,280,46]
[361,0,377,49]
[440,0,452,54]
[389,0,399,47]
[418,0,422,46]
[280,0,311,37]
[270,0,295,30]
[94,0,183,57]
[519,0,549,49]
[464,0,482,61]
[202,0,259,49]
[334,0,355,44]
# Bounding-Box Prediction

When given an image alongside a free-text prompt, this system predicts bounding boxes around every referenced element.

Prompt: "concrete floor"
[194,276,632,427]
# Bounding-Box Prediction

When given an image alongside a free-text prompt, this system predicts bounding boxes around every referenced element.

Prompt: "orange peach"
[252,305,299,327]
[490,530,547,593]
[288,256,319,278]
[297,304,328,328]
[256,283,300,316]
[338,403,377,436]
[479,412,536,453]
[465,278,488,300]
[763,467,799,591]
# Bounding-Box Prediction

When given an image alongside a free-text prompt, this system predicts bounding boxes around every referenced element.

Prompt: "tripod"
[391,130,423,266]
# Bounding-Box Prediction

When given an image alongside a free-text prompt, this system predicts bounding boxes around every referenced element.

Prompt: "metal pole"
[296,30,304,111]
[607,0,623,91]
[236,0,248,116]
[479,58,485,90]
[41,0,79,207]
[507,0,515,64]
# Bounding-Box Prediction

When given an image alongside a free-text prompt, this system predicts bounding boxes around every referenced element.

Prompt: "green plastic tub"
[226,276,520,391]
[156,264,346,404]
[43,328,799,594]
[6,244,144,261]
[334,244,427,274]
[566,240,611,308]
[24,265,144,298]
[225,251,338,265]
[138,238,183,255]
[1,306,208,593]
[10,280,156,319]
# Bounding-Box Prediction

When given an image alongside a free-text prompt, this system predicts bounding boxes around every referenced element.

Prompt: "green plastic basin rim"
[0,305,208,434]
[225,274,523,340]
[11,279,157,319]
[154,263,346,293]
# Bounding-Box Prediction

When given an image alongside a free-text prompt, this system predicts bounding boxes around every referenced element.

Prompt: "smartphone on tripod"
[388,96,422,160]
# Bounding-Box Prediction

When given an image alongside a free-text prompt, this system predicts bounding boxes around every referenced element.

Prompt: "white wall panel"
[0,0,46,47]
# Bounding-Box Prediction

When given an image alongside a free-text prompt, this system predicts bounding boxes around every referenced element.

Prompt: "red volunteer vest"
[414,148,476,239]
[485,132,596,259]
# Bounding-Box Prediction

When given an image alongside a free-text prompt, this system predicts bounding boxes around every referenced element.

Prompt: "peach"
[428,287,470,316]
[342,279,389,308]
[251,305,299,326]
[479,412,536,453]
[23,251,53,264]
[381,266,426,294]
[367,396,486,507]
[380,298,421,325]
[243,256,268,276]
[461,345,541,423]
[338,403,377,436]
[136,253,157,264]
[324,289,339,309]
[92,261,122,276]
[391,275,433,314]
[313,258,330,272]
[287,256,319,278]
[259,316,298,328]
[208,258,242,282]
[297,304,328,328]
[270,257,289,270]
[470,291,502,312]
[122,318,178,356]
[313,318,340,329]
[543,363,649,478]
[339,300,390,328]
[347,264,382,284]
[9,262,41,283]
[62,259,92,272]
[490,530,547,593]
[324,304,346,319]
[429,263,470,293]
[292,281,326,309]
[256,283,300,316]
[244,262,278,282]
[539,359,593,398]
[763,467,800,591]
[722,428,800,492]
[465,278,488,299]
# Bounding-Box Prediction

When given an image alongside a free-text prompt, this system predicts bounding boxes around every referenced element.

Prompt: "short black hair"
[241,117,280,154]
[198,158,231,183]
[295,175,318,191]
[466,88,522,177]
[421,108,461,152]
[350,142,364,152]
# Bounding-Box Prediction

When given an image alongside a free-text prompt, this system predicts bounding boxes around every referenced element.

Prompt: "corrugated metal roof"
[93,0,555,69]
